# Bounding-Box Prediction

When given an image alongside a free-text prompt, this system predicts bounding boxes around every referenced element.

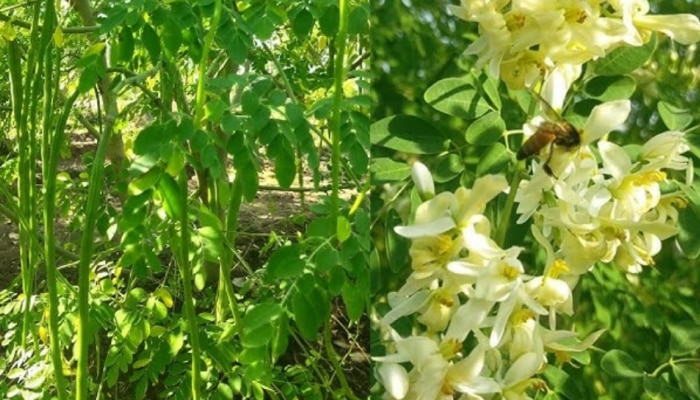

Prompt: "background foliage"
[0,0,369,399]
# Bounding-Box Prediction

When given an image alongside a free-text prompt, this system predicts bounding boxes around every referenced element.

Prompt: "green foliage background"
[0,0,369,399]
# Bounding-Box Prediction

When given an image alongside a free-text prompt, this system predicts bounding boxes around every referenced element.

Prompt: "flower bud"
[377,363,409,399]
[411,161,435,201]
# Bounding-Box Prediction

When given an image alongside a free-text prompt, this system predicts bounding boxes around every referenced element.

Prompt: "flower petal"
[377,363,409,399]
[503,352,541,386]
[411,161,435,199]
[382,290,431,325]
[445,299,493,342]
[394,216,456,238]
[598,140,632,179]
[582,100,631,144]
[634,14,700,45]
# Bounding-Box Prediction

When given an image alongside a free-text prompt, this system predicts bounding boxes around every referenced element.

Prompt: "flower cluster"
[515,92,691,277]
[374,164,603,399]
[449,0,700,89]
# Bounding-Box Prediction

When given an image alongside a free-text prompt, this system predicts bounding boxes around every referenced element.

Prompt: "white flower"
[451,0,700,88]
[411,161,435,200]
[498,351,543,400]
[395,175,508,239]
[516,97,631,219]
[376,363,409,399]
[612,0,700,45]
[640,131,690,172]
[519,125,687,275]
[524,275,573,315]
[375,336,501,399]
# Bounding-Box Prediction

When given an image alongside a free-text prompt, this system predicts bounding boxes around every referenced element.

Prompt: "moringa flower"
[411,161,435,200]
[450,0,700,88]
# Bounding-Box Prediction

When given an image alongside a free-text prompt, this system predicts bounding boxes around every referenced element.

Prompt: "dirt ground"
[0,216,20,290]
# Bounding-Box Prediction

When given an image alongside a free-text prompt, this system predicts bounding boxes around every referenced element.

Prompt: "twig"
[0,12,96,34]
[257,184,354,193]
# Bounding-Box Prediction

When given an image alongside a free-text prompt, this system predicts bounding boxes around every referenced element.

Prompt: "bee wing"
[529,89,565,123]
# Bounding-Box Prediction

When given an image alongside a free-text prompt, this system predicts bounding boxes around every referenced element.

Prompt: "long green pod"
[7,13,32,350]
[216,175,242,325]
[75,87,114,399]
[38,0,69,396]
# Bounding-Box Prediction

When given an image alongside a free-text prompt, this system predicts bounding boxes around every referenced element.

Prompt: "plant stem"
[177,169,201,400]
[217,176,243,326]
[495,170,522,248]
[12,0,42,352]
[185,0,222,396]
[323,1,358,398]
[323,318,359,400]
[73,84,108,400]
[39,0,69,396]
[330,0,349,228]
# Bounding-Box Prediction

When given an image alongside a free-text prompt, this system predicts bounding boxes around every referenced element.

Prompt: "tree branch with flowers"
[370,1,700,399]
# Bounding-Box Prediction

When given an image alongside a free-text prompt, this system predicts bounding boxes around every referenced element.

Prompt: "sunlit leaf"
[585,75,636,101]
[601,350,645,378]
[593,33,657,75]
[466,111,505,145]
[424,78,492,119]
[132,358,150,369]
[658,101,693,131]
[128,166,163,196]
[157,174,185,220]
[371,115,448,154]
[337,215,352,243]
[370,158,410,183]
[218,382,234,400]
[267,245,305,279]
[243,302,283,331]
[672,364,700,400]
[476,142,512,176]
[241,323,273,348]
[669,321,700,356]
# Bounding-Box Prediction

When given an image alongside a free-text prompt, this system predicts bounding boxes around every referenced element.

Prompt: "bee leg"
[543,147,559,179]
[543,163,558,178]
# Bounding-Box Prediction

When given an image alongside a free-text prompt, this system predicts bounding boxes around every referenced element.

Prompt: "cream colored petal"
[634,14,700,45]
[582,100,631,144]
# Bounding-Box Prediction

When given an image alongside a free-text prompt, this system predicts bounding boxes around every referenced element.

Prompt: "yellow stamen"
[547,259,570,279]
[510,308,535,325]
[439,338,462,360]
[503,264,521,280]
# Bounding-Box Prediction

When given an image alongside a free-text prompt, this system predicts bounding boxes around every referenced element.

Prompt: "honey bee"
[517,91,581,177]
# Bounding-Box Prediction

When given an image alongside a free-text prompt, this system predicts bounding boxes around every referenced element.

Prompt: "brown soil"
[0,216,20,290]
